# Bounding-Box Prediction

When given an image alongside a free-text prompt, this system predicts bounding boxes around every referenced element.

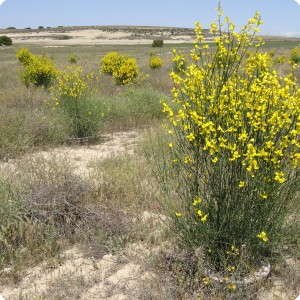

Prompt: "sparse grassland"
[0,24,299,300]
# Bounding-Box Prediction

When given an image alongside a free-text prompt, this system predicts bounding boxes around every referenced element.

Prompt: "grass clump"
[0,172,60,276]
[102,88,172,130]
[156,6,300,281]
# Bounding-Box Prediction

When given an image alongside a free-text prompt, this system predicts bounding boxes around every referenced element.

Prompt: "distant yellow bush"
[100,51,139,85]
[17,48,57,88]
[100,52,124,75]
[149,55,163,69]
[290,47,300,64]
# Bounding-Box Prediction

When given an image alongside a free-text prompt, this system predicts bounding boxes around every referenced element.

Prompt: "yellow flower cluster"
[257,231,268,242]
[113,57,139,85]
[100,52,122,75]
[100,51,139,85]
[17,48,57,88]
[162,12,300,183]
[149,55,163,69]
[55,66,94,101]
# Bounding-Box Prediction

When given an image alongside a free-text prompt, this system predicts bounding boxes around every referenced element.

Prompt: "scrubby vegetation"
[152,38,164,47]
[0,7,299,300]
[149,53,163,69]
[0,35,12,46]
[100,51,139,85]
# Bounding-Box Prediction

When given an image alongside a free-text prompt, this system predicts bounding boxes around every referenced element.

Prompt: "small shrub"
[6,27,16,30]
[17,48,57,88]
[52,35,71,40]
[112,57,139,85]
[100,52,125,75]
[0,36,12,46]
[69,53,79,64]
[16,47,35,66]
[100,52,139,85]
[149,54,163,69]
[0,173,59,272]
[152,39,164,47]
[21,56,57,88]
[268,49,276,57]
[273,55,286,65]
[52,66,103,138]
[290,47,300,64]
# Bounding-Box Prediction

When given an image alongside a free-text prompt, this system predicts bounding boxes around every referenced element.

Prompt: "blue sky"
[0,0,300,37]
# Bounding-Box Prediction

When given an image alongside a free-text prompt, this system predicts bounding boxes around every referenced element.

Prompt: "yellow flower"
[193,197,201,206]
[212,157,218,163]
[203,277,211,285]
[257,231,268,242]
[260,192,268,199]
[227,284,237,290]
[175,212,182,217]
[238,181,245,188]
[227,266,235,272]
[274,171,286,183]
[186,132,195,142]
[201,214,208,222]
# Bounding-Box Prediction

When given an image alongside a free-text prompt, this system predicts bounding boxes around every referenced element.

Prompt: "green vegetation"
[0,14,299,299]
[0,35,12,46]
[152,39,164,47]
[159,8,299,280]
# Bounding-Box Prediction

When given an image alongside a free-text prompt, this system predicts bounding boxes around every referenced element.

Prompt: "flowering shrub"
[52,66,102,138]
[290,47,300,64]
[112,57,139,85]
[149,54,163,69]
[100,52,139,85]
[16,48,34,66]
[159,7,300,272]
[17,48,57,88]
[100,52,125,75]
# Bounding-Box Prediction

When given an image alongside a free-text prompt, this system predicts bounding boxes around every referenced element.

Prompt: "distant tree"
[6,27,16,30]
[38,26,44,30]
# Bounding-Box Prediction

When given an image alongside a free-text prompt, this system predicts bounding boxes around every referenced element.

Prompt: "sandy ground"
[0,130,160,300]
[0,130,299,299]
[5,28,195,45]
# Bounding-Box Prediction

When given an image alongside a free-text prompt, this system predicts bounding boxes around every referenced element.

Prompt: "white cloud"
[294,0,300,5]
[0,0,6,6]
